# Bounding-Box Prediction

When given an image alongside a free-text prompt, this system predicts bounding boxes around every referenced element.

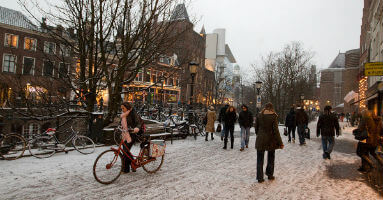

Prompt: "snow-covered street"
[0,122,381,200]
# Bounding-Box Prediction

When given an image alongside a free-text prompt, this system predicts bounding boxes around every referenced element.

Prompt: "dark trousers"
[297,124,306,144]
[357,142,383,170]
[122,139,135,173]
[257,150,275,180]
[287,126,296,141]
[224,125,234,148]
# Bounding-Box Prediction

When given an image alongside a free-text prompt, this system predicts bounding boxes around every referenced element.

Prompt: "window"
[144,69,151,82]
[168,77,173,86]
[43,60,54,76]
[59,62,69,78]
[4,33,18,48]
[151,70,157,83]
[24,37,37,51]
[3,54,16,73]
[135,69,143,82]
[23,123,40,138]
[59,44,71,57]
[44,42,56,54]
[23,57,35,75]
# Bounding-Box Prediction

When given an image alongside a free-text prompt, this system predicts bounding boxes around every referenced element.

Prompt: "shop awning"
[335,103,344,108]
[344,90,358,103]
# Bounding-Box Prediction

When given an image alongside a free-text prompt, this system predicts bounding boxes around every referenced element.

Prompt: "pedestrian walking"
[356,110,383,173]
[255,103,284,183]
[120,102,145,174]
[223,106,237,149]
[285,106,296,143]
[218,104,229,141]
[238,104,253,151]
[316,105,340,159]
[296,105,309,145]
[205,106,216,141]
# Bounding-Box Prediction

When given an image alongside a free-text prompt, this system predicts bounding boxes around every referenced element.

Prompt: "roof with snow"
[328,53,345,68]
[0,6,38,31]
[170,4,190,22]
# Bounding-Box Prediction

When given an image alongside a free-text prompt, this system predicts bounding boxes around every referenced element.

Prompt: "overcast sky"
[3,0,363,72]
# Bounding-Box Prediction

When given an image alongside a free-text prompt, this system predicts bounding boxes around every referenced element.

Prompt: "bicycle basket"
[149,140,166,157]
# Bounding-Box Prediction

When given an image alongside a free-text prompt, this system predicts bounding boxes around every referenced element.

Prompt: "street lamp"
[255,81,263,114]
[188,62,198,123]
[300,93,305,108]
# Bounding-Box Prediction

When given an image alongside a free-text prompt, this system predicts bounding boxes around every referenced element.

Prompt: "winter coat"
[218,105,229,123]
[358,115,382,147]
[239,108,253,128]
[125,109,144,133]
[285,110,296,127]
[316,112,340,137]
[205,110,217,133]
[295,109,308,126]
[224,111,237,127]
[255,110,283,151]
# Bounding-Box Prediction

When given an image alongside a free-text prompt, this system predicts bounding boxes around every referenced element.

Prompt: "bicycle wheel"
[114,129,122,145]
[93,149,122,184]
[73,135,95,154]
[141,146,164,173]
[0,134,26,160]
[28,136,56,159]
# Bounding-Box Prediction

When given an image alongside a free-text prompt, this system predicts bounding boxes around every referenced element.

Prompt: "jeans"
[240,126,250,149]
[221,123,226,137]
[297,124,306,144]
[287,126,296,141]
[321,136,335,156]
[224,125,234,148]
[257,150,275,180]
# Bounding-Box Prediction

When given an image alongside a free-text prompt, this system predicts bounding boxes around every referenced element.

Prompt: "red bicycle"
[93,126,165,184]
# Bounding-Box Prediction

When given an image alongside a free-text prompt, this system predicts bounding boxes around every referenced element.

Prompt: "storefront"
[123,84,180,105]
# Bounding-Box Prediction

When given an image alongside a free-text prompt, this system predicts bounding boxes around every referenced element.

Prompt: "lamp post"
[255,81,262,115]
[300,94,305,108]
[189,62,198,123]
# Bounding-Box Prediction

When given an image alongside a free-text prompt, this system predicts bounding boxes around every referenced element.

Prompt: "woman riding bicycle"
[120,102,145,173]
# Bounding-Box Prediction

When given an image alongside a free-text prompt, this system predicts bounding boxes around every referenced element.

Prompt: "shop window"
[2,54,16,73]
[23,57,35,75]
[24,37,37,51]
[145,69,151,82]
[44,41,56,54]
[4,33,18,48]
[43,60,54,76]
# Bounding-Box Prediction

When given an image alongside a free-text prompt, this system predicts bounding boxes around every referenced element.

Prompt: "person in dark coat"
[238,104,253,151]
[120,102,145,173]
[223,106,237,149]
[255,102,284,183]
[285,106,296,143]
[295,105,309,145]
[316,105,340,159]
[218,104,229,141]
[356,110,383,172]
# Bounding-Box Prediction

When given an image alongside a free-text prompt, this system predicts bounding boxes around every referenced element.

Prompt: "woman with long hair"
[120,102,144,173]
[255,103,284,183]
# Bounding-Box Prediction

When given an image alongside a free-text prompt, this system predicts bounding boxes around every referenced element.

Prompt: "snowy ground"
[0,121,381,200]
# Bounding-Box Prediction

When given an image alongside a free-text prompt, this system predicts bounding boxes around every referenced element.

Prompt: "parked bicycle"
[93,129,165,184]
[28,126,95,158]
[0,133,26,160]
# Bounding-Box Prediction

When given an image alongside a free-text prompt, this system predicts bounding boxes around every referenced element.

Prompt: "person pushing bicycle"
[120,102,145,173]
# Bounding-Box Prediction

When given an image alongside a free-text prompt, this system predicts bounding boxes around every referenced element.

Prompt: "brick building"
[0,6,73,137]
[319,49,360,113]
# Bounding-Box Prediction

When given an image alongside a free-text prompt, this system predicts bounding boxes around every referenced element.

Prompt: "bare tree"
[250,41,315,121]
[18,0,193,124]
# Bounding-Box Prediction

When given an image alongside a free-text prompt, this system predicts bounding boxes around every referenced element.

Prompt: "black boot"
[205,133,208,141]
[211,132,214,140]
[223,140,227,149]
[231,139,234,149]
